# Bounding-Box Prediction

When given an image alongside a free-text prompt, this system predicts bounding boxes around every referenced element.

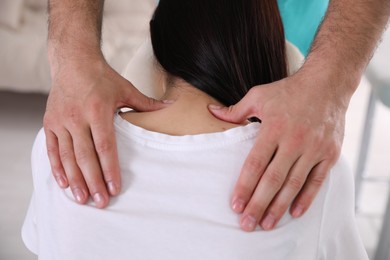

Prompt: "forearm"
[48,0,105,75]
[303,0,390,104]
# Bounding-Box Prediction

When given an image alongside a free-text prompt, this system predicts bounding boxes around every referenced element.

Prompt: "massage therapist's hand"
[44,58,168,208]
[209,70,348,231]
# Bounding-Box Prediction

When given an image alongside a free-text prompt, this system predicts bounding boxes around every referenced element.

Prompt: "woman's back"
[23,110,367,260]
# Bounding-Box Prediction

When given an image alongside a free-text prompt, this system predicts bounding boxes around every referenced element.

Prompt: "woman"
[23,0,367,259]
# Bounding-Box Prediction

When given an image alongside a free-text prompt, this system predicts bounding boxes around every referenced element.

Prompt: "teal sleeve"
[278,0,329,56]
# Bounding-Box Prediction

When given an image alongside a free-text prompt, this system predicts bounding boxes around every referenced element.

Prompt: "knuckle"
[101,168,119,182]
[268,202,288,217]
[264,170,285,189]
[313,138,342,162]
[46,143,58,156]
[311,138,323,152]
[65,107,82,126]
[295,194,313,208]
[59,148,73,161]
[234,184,255,202]
[291,128,308,146]
[245,158,263,176]
[325,144,341,161]
[286,175,304,191]
[95,139,113,155]
[246,201,266,218]
[267,121,284,136]
[66,173,82,185]
[51,164,63,174]
[43,114,53,129]
[87,96,105,114]
[310,171,327,187]
[74,148,92,165]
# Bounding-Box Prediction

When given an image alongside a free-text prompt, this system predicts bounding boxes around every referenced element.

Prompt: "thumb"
[120,82,173,112]
[208,97,256,124]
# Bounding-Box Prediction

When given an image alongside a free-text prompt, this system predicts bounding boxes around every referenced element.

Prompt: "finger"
[57,130,89,205]
[71,126,111,208]
[44,129,68,188]
[231,129,277,213]
[259,156,314,230]
[90,113,121,197]
[121,83,173,112]
[239,147,299,232]
[208,89,259,124]
[290,161,331,218]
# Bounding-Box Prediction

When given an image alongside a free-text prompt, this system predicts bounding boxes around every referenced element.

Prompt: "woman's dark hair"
[150,0,288,106]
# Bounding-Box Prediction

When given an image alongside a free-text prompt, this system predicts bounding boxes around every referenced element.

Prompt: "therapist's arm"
[44,0,168,208]
[210,0,390,231]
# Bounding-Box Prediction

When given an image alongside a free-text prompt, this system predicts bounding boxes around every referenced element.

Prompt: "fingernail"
[107,181,118,196]
[261,214,276,230]
[162,99,174,104]
[292,205,304,218]
[208,104,222,110]
[232,199,245,213]
[93,193,105,207]
[73,189,85,203]
[56,175,67,188]
[241,215,257,232]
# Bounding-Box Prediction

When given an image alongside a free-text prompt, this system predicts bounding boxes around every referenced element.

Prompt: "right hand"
[43,59,169,208]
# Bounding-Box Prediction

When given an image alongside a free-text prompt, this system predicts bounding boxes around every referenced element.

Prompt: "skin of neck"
[121,78,245,136]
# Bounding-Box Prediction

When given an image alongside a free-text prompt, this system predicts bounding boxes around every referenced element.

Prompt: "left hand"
[209,71,348,231]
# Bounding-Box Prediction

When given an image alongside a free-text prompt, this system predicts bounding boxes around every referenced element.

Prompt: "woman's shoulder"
[327,155,355,205]
[31,128,46,168]
[30,128,51,186]
[316,155,368,259]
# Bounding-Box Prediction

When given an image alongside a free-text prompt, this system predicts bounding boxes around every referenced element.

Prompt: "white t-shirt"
[22,114,368,260]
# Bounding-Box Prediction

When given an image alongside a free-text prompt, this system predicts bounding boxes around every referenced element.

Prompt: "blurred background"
[0,0,389,259]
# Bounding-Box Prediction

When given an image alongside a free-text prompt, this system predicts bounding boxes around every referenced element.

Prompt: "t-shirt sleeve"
[21,128,46,255]
[317,156,369,260]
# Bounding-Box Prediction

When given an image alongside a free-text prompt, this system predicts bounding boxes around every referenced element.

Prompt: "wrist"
[291,63,357,112]
[300,54,361,105]
[48,42,105,79]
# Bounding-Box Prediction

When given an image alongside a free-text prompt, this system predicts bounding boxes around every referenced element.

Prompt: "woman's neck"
[121,83,245,136]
